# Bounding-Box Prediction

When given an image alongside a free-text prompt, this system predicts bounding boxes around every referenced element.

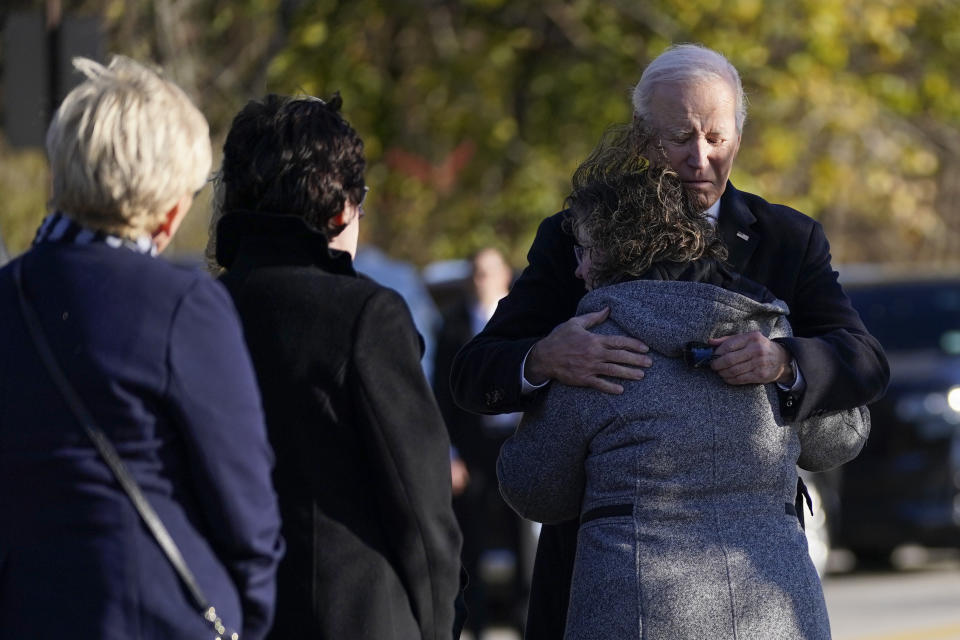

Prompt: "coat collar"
[716,182,760,274]
[215,210,356,276]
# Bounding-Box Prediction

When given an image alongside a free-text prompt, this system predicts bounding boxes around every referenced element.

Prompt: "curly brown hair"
[566,122,727,288]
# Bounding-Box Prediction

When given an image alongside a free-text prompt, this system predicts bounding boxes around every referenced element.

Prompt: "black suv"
[813,274,960,564]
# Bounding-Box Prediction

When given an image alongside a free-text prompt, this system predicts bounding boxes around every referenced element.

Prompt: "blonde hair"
[46,56,211,238]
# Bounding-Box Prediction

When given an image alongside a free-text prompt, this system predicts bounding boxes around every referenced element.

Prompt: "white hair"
[45,55,211,238]
[632,44,748,134]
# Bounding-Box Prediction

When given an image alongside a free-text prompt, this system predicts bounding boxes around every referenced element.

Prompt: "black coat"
[216,212,462,640]
[449,183,890,639]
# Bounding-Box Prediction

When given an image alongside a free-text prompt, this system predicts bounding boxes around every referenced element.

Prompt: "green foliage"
[0,142,48,252]
[262,0,960,266]
[5,0,960,266]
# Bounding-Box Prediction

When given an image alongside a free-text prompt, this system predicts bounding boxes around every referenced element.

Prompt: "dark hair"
[566,122,726,287]
[216,93,365,239]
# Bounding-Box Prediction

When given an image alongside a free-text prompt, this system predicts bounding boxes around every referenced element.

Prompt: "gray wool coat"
[497,279,870,640]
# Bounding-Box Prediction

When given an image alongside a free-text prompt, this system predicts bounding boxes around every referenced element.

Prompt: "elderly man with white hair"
[0,56,283,640]
[451,44,889,639]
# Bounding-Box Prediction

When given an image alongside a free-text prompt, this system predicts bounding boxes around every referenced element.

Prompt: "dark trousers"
[523,519,579,640]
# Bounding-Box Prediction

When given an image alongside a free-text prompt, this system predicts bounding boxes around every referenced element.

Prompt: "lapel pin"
[736,231,750,241]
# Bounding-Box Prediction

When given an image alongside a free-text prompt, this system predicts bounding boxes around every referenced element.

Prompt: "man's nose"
[687,137,710,168]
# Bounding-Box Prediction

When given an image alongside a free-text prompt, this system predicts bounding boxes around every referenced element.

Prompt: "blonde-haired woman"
[0,56,283,640]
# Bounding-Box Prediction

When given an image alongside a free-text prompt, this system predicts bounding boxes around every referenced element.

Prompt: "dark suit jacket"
[0,242,283,640]
[216,211,462,640]
[451,182,889,422]
[450,182,890,639]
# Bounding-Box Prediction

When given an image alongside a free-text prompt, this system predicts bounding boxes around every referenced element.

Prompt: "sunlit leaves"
[4,0,960,266]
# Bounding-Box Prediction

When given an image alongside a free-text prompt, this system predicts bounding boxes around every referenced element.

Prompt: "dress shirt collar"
[704,198,721,226]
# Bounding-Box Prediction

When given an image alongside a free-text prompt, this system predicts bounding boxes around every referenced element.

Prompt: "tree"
[267,0,960,266]
[4,0,960,267]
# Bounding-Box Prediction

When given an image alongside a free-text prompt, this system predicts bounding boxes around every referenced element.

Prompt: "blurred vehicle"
[806,271,960,567]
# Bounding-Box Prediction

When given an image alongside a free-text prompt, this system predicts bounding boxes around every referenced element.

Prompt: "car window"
[848,281,960,354]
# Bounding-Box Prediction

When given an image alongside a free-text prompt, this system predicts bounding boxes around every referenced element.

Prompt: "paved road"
[824,548,960,640]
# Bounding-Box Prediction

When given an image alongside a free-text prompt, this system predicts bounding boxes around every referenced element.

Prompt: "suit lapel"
[716,182,760,273]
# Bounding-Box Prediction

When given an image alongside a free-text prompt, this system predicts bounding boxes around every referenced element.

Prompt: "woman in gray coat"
[497,137,869,640]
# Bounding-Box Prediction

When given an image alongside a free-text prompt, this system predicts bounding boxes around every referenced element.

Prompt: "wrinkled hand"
[525,307,651,394]
[708,331,793,385]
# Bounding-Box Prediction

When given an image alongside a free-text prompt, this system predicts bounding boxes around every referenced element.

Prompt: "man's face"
[472,248,512,305]
[645,77,742,211]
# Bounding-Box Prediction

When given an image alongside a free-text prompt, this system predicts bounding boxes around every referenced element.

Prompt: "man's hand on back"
[708,331,793,385]
[524,307,652,394]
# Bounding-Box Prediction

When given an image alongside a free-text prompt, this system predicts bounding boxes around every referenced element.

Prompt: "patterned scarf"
[33,211,157,257]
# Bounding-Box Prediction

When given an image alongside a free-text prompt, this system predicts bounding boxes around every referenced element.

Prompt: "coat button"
[485,388,504,407]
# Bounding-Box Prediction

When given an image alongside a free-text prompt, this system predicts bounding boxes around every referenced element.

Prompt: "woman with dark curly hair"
[209,93,462,640]
[497,125,869,639]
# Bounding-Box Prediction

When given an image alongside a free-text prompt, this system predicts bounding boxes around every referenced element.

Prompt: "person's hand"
[524,307,651,394]
[708,332,793,385]
[450,457,470,496]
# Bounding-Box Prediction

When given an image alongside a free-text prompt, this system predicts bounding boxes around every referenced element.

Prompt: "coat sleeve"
[450,212,586,415]
[497,385,600,524]
[350,287,462,640]
[166,275,283,640]
[796,406,871,472]
[774,220,889,421]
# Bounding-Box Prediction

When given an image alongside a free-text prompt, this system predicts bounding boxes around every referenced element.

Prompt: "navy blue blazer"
[0,242,283,640]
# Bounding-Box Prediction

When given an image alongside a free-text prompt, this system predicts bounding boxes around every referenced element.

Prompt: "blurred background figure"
[354,244,442,382]
[0,55,283,640]
[433,247,531,638]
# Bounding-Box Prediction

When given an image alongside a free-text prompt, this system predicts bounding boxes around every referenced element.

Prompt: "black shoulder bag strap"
[12,258,237,640]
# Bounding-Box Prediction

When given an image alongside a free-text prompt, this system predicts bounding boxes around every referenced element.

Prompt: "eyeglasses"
[573,243,586,264]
